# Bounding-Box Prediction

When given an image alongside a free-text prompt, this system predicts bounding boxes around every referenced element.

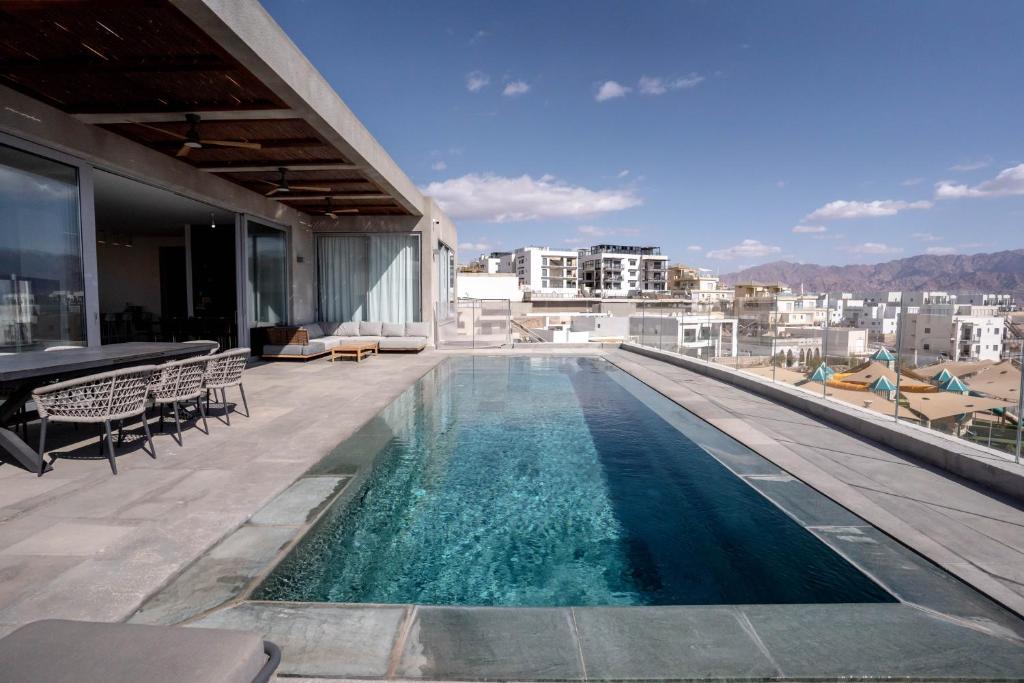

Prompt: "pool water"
[257,356,894,606]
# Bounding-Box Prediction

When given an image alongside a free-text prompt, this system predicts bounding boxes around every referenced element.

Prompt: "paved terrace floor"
[1,346,1023,680]
[607,348,1024,615]
[0,351,447,638]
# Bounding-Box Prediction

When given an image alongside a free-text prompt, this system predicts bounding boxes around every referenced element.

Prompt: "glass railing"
[494,291,1022,463]
[436,298,512,349]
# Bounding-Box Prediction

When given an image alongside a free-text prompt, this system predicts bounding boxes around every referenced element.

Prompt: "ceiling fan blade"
[265,187,283,196]
[133,122,188,140]
[201,139,262,150]
[290,185,332,192]
[254,178,279,187]
[175,144,191,158]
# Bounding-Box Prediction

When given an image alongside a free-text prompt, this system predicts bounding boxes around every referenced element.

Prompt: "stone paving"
[0,351,445,637]
[3,346,1024,680]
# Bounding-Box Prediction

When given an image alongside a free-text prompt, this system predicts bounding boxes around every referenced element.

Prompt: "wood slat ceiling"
[0,0,407,216]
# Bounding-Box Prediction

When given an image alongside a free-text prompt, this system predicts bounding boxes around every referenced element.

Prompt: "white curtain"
[437,242,453,321]
[317,235,368,321]
[317,233,420,323]
[368,234,420,323]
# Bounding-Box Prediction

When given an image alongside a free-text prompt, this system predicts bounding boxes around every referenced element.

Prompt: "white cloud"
[934,163,1024,199]
[459,241,492,252]
[421,173,643,222]
[847,242,903,255]
[617,169,630,178]
[805,199,932,221]
[706,239,782,261]
[948,159,990,172]
[431,160,447,171]
[687,245,703,252]
[595,80,630,101]
[503,80,530,97]
[901,177,925,186]
[637,74,704,96]
[791,224,826,234]
[466,71,490,92]
[469,30,489,45]
[911,231,941,242]
[925,246,956,255]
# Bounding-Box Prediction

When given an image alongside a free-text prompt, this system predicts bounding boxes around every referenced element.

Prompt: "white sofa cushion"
[405,321,430,338]
[381,323,405,337]
[359,321,383,336]
[335,321,360,336]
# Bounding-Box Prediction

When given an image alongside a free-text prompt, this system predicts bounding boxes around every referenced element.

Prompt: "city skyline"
[263,0,1024,268]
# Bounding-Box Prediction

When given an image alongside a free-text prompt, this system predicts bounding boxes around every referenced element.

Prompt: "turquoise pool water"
[257,356,894,606]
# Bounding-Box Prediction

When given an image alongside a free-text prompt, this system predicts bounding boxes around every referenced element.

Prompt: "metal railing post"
[821,293,829,398]
[894,293,905,424]
[771,295,777,382]
[1015,344,1023,463]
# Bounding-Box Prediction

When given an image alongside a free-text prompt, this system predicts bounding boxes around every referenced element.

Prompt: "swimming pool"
[256,356,894,606]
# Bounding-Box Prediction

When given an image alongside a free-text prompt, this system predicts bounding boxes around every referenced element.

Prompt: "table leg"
[0,427,49,475]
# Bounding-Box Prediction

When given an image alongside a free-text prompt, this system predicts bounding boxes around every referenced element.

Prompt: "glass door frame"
[237,214,291,349]
[0,131,100,347]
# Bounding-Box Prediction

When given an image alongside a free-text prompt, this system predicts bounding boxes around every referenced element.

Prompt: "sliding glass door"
[317,233,420,323]
[0,144,86,351]
[246,221,288,327]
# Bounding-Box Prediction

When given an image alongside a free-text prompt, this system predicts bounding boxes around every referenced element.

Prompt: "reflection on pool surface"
[257,356,894,606]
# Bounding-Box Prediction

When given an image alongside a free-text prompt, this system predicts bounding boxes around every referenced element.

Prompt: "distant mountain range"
[719,249,1024,296]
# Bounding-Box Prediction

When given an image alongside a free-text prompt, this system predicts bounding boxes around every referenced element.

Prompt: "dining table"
[0,342,218,475]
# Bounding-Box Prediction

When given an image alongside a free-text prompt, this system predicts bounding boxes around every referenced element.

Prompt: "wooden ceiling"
[0,0,408,216]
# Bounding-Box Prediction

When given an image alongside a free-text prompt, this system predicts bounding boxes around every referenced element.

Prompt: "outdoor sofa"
[262,320,430,360]
[0,619,280,683]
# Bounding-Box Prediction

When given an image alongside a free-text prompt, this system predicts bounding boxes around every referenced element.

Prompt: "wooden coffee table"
[330,342,378,363]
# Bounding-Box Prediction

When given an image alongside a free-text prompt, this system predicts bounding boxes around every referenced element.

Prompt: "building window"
[923,343,930,350]
[924,327,930,333]
[0,144,85,351]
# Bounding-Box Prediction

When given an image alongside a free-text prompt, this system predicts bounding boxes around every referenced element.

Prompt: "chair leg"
[141,412,156,459]
[103,419,118,475]
[36,417,48,477]
[238,383,250,418]
[196,396,209,434]
[172,402,183,446]
[117,419,124,446]
[159,403,165,433]
[222,388,231,426]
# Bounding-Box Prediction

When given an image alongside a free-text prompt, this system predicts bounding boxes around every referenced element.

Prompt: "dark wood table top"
[0,342,219,383]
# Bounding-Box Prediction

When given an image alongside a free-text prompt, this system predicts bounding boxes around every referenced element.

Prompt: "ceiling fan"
[133,113,262,157]
[262,167,331,196]
[323,197,358,219]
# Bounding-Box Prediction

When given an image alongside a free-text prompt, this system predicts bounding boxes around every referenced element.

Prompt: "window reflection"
[0,145,85,351]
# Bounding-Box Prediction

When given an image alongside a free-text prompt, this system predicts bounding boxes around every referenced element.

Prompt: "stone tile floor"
[3,346,1024,680]
[0,350,445,637]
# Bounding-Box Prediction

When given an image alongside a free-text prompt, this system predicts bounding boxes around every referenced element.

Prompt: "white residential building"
[629,313,738,358]
[579,245,668,296]
[465,251,511,274]
[503,246,579,295]
[905,304,1005,362]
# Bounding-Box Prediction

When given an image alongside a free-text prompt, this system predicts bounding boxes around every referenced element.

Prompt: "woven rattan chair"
[32,365,157,475]
[184,340,220,356]
[204,348,250,425]
[149,356,210,445]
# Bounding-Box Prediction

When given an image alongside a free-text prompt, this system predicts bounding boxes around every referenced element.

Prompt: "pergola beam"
[272,194,390,201]
[200,163,360,173]
[75,109,297,124]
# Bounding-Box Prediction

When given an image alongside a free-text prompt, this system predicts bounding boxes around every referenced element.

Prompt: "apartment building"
[505,247,579,295]
[845,301,900,339]
[667,265,734,307]
[904,304,1005,362]
[463,252,511,274]
[579,245,668,296]
[629,313,739,358]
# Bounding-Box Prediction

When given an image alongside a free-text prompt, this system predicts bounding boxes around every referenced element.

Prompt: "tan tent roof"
[911,359,996,380]
[901,392,1012,422]
[842,362,929,387]
[822,387,903,419]
[743,366,807,385]
[965,361,1022,403]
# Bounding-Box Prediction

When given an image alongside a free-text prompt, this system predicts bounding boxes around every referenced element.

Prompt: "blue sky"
[261,0,1024,271]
